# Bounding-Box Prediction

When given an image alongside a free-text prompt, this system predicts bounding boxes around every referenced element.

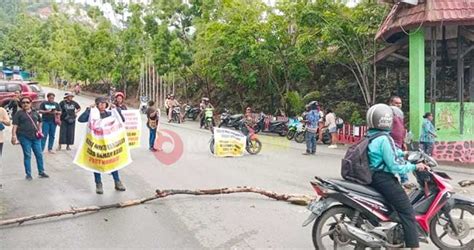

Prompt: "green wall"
[424,102,474,141]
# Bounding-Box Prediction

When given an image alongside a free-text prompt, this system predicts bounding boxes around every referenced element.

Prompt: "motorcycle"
[209,123,262,155]
[139,96,149,114]
[303,149,473,249]
[294,126,331,144]
[287,117,303,140]
[170,106,181,123]
[254,113,288,136]
[219,109,244,130]
[184,104,200,121]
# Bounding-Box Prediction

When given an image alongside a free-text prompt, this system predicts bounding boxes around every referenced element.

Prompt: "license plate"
[302,198,334,227]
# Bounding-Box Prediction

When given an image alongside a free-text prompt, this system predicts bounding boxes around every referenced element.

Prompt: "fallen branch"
[459,180,474,187]
[0,186,315,227]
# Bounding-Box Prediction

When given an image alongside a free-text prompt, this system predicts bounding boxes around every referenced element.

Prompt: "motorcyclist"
[166,94,181,122]
[199,97,214,128]
[366,104,429,250]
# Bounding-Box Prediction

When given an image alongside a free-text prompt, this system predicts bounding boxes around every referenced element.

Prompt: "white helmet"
[366,104,393,131]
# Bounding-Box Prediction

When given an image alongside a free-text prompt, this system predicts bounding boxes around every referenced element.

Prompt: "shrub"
[285,91,304,117]
[302,91,321,104]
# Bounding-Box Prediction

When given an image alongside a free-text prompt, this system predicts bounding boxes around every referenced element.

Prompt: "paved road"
[1,87,472,249]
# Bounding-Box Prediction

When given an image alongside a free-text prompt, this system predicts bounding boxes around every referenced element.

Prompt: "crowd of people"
[0,87,447,248]
[0,89,438,194]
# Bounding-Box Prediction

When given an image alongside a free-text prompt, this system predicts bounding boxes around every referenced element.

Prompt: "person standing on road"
[146,101,160,152]
[303,101,319,155]
[113,92,127,110]
[6,91,21,117]
[11,96,49,180]
[39,93,61,153]
[420,112,436,156]
[388,96,412,188]
[0,106,11,157]
[78,97,126,194]
[58,93,81,151]
[325,108,338,148]
[366,104,428,250]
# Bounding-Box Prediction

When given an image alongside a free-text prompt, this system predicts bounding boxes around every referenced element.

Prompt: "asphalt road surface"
[1,87,472,249]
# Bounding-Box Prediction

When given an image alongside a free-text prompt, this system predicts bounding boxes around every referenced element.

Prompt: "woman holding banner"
[78,97,126,194]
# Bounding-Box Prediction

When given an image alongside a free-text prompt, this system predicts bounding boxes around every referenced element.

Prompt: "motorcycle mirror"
[407,151,422,162]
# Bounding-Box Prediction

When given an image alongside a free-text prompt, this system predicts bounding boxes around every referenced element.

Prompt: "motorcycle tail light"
[310,181,327,197]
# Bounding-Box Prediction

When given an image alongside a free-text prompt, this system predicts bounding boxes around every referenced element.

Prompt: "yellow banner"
[121,110,142,149]
[213,128,246,157]
[74,108,132,173]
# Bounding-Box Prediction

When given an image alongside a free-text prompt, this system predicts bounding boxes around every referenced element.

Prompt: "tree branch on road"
[0,186,315,227]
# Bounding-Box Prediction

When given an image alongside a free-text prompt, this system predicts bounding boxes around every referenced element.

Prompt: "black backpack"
[341,133,386,184]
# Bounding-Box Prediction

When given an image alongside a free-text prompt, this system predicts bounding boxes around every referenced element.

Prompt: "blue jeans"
[420,142,434,156]
[18,135,45,176]
[149,128,157,149]
[41,120,57,151]
[94,171,120,184]
[305,131,316,153]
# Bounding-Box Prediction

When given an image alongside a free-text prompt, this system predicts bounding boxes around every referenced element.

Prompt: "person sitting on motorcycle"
[240,107,256,135]
[164,94,171,116]
[113,92,127,110]
[366,104,429,250]
[167,94,181,122]
[199,97,214,128]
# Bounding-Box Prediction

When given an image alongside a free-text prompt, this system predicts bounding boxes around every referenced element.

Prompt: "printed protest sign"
[213,128,246,157]
[74,108,132,173]
[121,110,142,148]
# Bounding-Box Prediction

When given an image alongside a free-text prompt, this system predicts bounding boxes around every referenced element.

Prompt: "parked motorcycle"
[219,109,244,130]
[139,96,149,114]
[170,106,181,123]
[294,127,331,144]
[294,124,306,143]
[287,117,303,140]
[303,149,473,249]
[209,123,262,155]
[184,104,200,121]
[254,113,288,136]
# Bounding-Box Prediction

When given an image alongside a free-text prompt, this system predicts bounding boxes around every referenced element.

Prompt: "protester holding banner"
[11,96,49,180]
[58,93,81,151]
[146,100,159,152]
[113,92,127,110]
[78,97,126,194]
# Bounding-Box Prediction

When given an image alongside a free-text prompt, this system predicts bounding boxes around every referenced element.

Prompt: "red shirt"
[390,106,405,149]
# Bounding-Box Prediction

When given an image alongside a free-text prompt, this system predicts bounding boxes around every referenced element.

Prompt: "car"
[0,81,42,117]
[27,81,46,100]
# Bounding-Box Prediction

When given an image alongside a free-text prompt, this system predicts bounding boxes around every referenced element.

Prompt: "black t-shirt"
[7,99,19,116]
[59,100,81,120]
[13,110,42,140]
[40,101,60,122]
